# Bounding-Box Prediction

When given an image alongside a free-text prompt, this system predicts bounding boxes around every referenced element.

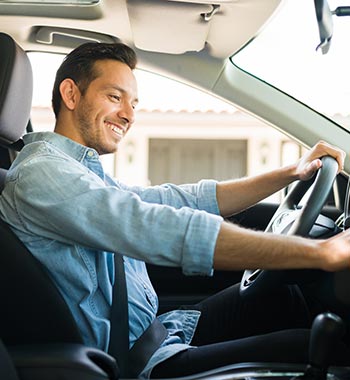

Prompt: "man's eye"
[110,95,121,101]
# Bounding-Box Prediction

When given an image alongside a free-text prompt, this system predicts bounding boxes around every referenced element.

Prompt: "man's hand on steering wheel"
[293,141,345,182]
[239,144,345,298]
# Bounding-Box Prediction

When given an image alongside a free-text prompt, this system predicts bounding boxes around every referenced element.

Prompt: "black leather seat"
[0,168,7,192]
[0,32,118,380]
[0,33,31,149]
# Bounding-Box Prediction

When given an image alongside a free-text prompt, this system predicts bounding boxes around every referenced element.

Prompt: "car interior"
[2,0,350,379]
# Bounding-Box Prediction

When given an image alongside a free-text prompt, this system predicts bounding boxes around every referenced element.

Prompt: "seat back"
[0,219,83,346]
[0,33,83,347]
[0,32,31,148]
[0,168,7,192]
[0,31,29,190]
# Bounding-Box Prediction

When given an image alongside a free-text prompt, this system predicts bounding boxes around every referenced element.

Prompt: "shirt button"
[87,150,94,157]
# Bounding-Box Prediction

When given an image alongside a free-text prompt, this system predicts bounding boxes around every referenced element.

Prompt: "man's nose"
[118,102,135,125]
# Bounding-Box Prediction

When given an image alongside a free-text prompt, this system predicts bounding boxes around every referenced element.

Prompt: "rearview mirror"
[314,0,350,54]
[314,0,333,54]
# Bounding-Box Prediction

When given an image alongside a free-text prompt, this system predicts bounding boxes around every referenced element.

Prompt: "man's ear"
[59,78,80,111]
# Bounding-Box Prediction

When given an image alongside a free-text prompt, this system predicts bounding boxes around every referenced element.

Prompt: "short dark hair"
[52,42,137,118]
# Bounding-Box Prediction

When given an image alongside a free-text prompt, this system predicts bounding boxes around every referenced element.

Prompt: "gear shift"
[303,312,345,380]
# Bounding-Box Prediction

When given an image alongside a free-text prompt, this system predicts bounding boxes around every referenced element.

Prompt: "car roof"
[0,0,282,89]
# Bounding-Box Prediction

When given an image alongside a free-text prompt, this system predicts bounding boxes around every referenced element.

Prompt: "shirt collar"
[23,131,99,163]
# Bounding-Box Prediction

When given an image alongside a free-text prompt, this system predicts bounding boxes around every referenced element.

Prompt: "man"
[1,42,350,378]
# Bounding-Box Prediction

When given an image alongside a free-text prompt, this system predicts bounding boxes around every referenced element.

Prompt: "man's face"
[73,59,138,155]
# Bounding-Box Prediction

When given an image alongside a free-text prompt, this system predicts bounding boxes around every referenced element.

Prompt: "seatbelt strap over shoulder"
[108,253,168,378]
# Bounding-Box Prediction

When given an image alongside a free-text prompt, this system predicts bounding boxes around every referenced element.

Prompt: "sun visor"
[127,0,226,54]
[127,0,283,58]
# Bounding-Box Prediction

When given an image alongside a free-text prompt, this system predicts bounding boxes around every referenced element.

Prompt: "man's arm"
[213,221,350,272]
[216,141,346,217]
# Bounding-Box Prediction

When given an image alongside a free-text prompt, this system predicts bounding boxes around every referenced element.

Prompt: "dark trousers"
[151,283,350,378]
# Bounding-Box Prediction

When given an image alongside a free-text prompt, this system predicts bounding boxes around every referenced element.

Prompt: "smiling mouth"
[105,121,125,138]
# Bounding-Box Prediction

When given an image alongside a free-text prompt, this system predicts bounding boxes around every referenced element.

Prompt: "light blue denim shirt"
[0,132,223,378]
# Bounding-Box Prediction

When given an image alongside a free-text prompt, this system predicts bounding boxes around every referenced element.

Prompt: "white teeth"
[113,127,123,136]
[106,122,124,136]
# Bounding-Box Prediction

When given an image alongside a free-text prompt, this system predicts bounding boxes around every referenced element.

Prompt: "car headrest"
[0,33,33,148]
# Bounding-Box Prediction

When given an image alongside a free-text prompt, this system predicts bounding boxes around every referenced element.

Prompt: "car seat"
[0,32,118,380]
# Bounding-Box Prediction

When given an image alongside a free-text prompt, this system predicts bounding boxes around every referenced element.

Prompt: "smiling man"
[52,48,138,155]
[1,42,350,379]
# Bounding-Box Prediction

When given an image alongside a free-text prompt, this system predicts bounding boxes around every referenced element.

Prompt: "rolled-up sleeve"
[182,209,221,276]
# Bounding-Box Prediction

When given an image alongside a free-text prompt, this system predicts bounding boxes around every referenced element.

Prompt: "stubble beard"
[76,102,118,155]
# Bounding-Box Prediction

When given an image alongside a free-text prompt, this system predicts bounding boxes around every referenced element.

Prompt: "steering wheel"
[240,156,339,298]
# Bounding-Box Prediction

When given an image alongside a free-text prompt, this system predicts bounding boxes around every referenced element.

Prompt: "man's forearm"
[216,164,298,217]
[213,221,324,271]
[216,141,345,218]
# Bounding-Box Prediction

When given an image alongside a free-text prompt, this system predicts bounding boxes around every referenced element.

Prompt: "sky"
[233,0,350,117]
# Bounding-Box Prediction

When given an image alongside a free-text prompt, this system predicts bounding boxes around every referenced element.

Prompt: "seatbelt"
[128,318,167,377]
[108,253,129,377]
[108,253,167,378]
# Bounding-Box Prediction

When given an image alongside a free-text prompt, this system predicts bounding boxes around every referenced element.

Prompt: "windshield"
[232,0,350,129]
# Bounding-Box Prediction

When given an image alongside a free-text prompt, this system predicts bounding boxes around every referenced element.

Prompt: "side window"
[29,52,301,202]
